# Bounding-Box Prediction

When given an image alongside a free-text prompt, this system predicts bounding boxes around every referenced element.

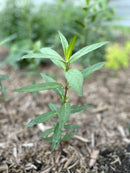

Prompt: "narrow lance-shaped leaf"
[52,103,71,150]
[40,73,64,97]
[40,48,66,69]
[0,34,16,45]
[39,128,54,138]
[59,102,71,128]
[69,41,108,63]
[81,62,106,78]
[21,48,65,69]
[71,104,92,113]
[52,123,62,151]
[75,20,85,28]
[48,103,59,112]
[25,111,57,128]
[58,31,68,57]
[86,0,90,5]
[42,137,53,143]
[0,75,9,80]
[64,124,80,130]
[62,132,75,141]
[0,82,6,93]
[65,68,83,96]
[15,82,62,93]
[66,34,77,61]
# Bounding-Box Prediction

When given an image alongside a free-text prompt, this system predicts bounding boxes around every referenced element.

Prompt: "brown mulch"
[0,61,130,173]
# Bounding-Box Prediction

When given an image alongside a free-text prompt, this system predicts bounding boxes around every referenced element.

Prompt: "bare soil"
[0,61,130,173]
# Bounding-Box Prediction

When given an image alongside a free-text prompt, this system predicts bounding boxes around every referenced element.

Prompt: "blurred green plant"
[0,75,9,102]
[105,42,130,69]
[74,0,114,66]
[0,35,15,102]
[15,31,108,151]
[0,0,114,69]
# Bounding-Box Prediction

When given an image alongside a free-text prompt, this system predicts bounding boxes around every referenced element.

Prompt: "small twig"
[89,150,99,168]
[74,135,89,143]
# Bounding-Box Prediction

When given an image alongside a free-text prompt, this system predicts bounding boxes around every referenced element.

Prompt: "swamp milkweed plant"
[15,32,108,151]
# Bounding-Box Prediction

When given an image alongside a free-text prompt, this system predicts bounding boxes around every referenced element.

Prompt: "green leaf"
[21,53,49,59]
[21,48,66,70]
[75,20,85,28]
[15,82,62,92]
[52,123,62,151]
[40,48,66,69]
[62,132,75,141]
[0,75,9,81]
[42,137,53,143]
[0,34,16,45]
[39,128,54,138]
[25,111,57,128]
[71,104,92,113]
[66,34,77,61]
[81,62,106,78]
[0,82,6,93]
[52,103,71,150]
[58,31,68,57]
[48,103,59,112]
[69,42,108,63]
[65,68,83,96]
[59,103,71,129]
[40,73,64,97]
[86,0,90,5]
[64,124,80,130]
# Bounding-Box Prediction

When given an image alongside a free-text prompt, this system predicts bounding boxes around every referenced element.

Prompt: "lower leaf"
[71,104,92,113]
[39,128,54,138]
[15,82,62,92]
[64,124,80,130]
[42,137,53,143]
[62,132,75,141]
[25,111,57,128]
[52,123,62,151]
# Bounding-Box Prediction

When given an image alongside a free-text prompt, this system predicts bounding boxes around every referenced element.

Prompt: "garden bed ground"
[0,60,130,173]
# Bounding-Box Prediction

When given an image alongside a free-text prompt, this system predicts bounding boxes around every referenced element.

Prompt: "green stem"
[63,63,69,103]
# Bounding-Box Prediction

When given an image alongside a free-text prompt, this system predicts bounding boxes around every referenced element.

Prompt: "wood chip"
[68,160,79,170]
[89,150,99,168]
[13,145,17,159]
[41,166,53,173]
[64,154,75,169]
[74,135,89,143]
[38,124,52,132]
[22,143,34,147]
[93,104,109,113]
[37,123,46,131]
[0,142,6,148]
[91,133,95,148]
[110,157,121,165]
[0,164,8,172]
[123,138,130,143]
[117,125,126,138]
[25,163,37,170]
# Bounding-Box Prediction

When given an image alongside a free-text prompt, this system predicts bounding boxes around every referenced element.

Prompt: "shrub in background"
[0,35,15,102]
[0,0,114,69]
[105,42,130,69]
[74,0,114,66]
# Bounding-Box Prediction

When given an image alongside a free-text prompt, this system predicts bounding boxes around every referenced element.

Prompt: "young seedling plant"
[15,31,108,151]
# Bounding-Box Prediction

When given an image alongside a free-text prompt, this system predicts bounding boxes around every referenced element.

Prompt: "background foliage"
[0,0,115,68]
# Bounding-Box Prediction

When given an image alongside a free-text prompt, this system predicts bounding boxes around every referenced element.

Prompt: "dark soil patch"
[95,144,130,173]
